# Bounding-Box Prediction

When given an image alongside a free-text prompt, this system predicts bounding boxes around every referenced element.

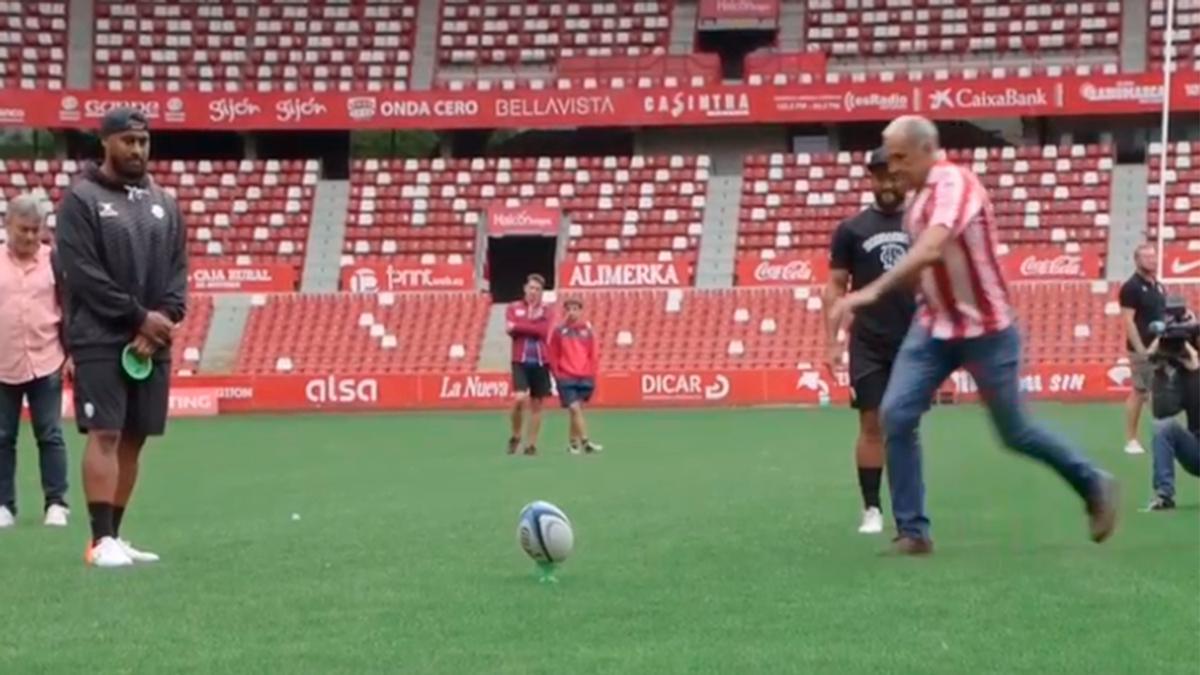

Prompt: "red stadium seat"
[0,1,67,90]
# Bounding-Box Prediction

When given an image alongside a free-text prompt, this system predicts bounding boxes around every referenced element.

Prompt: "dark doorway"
[487,236,557,302]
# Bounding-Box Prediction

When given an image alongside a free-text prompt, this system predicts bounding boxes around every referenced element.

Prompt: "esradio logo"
[304,376,379,404]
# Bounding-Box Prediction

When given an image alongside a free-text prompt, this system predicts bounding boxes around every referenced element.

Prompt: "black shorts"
[512,362,552,399]
[73,358,170,436]
[848,334,901,411]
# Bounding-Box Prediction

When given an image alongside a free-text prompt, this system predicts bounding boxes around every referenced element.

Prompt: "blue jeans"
[1152,420,1200,499]
[880,324,1103,540]
[0,371,69,514]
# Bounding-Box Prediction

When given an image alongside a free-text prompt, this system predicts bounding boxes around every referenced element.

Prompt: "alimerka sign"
[1,71,1194,131]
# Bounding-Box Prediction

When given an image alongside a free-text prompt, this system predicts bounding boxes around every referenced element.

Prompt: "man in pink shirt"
[0,194,71,528]
[831,116,1116,554]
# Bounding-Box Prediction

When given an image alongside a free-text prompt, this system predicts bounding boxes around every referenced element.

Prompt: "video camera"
[1150,296,1199,420]
[1149,296,1199,362]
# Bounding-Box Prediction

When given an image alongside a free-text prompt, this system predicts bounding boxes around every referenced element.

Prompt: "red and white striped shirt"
[904,159,1014,339]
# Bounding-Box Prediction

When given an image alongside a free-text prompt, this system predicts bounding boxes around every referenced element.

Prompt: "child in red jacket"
[547,297,603,455]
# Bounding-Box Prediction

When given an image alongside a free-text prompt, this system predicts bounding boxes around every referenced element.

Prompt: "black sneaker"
[523,445,538,456]
[1147,495,1176,511]
[506,437,520,455]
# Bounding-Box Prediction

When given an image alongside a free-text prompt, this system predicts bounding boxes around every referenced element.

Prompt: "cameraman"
[1146,335,1199,511]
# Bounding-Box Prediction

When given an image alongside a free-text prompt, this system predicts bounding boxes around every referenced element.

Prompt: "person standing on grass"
[822,148,914,535]
[547,297,603,455]
[1118,243,1166,456]
[55,107,188,568]
[0,194,72,529]
[829,115,1118,555]
[506,274,552,456]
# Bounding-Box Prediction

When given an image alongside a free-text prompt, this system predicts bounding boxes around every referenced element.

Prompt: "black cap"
[867,147,889,170]
[99,107,149,137]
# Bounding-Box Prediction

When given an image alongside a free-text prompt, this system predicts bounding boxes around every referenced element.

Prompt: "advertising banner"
[341,260,475,292]
[559,258,691,288]
[1162,243,1200,281]
[735,253,830,286]
[996,245,1105,281]
[699,0,780,26]
[188,263,297,292]
[24,388,219,419]
[485,204,561,237]
[0,71,1193,132]
[181,361,1129,414]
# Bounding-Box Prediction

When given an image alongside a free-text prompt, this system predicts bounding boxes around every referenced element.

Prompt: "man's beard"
[114,158,147,181]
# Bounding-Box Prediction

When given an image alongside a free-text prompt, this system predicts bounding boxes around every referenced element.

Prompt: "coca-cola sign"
[998,246,1102,280]
[736,254,830,286]
[485,205,561,237]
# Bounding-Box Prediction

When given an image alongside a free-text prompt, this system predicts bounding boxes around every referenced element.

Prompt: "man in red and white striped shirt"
[830,116,1117,554]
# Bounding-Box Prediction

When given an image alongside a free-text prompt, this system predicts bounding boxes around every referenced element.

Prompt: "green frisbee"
[121,344,153,381]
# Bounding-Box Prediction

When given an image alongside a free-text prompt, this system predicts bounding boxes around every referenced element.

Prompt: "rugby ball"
[517,501,574,564]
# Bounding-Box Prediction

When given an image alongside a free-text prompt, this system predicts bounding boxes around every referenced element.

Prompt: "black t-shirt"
[829,206,916,346]
[1118,273,1166,350]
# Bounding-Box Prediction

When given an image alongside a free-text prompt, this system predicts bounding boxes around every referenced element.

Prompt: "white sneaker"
[117,538,160,563]
[43,504,69,527]
[858,507,884,534]
[86,536,134,568]
[0,506,13,529]
[1124,440,1147,455]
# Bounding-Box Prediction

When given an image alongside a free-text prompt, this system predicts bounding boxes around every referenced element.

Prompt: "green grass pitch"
[0,404,1196,674]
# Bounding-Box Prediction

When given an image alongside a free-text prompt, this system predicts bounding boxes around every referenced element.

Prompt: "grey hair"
[5,193,46,223]
[883,115,940,151]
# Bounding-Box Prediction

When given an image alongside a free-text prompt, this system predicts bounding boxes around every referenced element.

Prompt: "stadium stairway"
[198,295,253,374]
[410,0,441,90]
[477,305,514,372]
[1107,163,1150,280]
[668,1,697,56]
[1120,0,1149,72]
[301,179,350,293]
[695,173,741,288]
[67,0,94,89]
[777,1,806,53]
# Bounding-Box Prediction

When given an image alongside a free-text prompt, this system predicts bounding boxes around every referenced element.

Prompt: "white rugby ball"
[517,500,574,564]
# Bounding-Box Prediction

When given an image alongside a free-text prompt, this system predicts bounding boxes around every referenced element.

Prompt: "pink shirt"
[0,246,65,384]
[904,160,1014,340]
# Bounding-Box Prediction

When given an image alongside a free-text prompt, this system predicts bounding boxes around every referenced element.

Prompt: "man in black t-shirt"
[823,148,916,535]
[1118,244,1166,455]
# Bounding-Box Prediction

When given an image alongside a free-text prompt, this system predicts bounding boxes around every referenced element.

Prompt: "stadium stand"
[0,159,76,223]
[234,291,490,374]
[345,155,710,260]
[1150,0,1200,69]
[157,159,318,272]
[803,0,1122,68]
[93,0,417,92]
[173,293,213,376]
[437,0,672,68]
[0,0,66,90]
[738,144,1113,253]
[1148,141,1200,242]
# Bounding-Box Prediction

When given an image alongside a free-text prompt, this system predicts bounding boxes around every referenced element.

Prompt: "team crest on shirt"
[879,243,906,270]
[862,231,910,271]
[151,204,165,220]
[98,202,118,218]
